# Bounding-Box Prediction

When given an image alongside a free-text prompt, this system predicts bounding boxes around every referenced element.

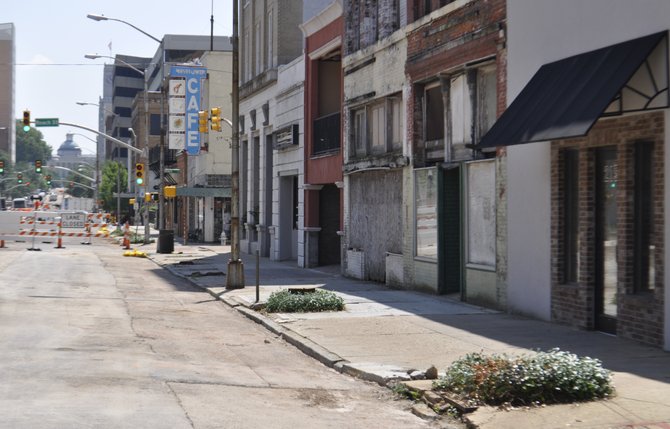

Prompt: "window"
[563,150,579,283]
[150,114,161,136]
[267,9,274,68]
[450,74,473,145]
[476,66,498,141]
[421,65,497,163]
[353,108,366,157]
[351,94,404,158]
[390,97,403,149]
[634,142,655,292]
[425,84,444,143]
[370,103,386,153]
[244,28,251,80]
[415,167,438,258]
[255,22,262,74]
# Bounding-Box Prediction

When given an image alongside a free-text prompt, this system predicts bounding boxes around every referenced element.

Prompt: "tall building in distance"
[0,23,15,163]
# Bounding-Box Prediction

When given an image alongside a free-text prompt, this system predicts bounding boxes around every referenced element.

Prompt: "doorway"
[595,147,618,334]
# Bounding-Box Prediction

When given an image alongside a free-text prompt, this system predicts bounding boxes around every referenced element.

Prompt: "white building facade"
[496,0,670,349]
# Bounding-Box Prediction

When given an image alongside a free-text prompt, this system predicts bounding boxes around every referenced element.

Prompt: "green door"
[438,164,462,296]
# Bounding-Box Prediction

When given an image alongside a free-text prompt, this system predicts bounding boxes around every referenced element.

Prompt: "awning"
[175,187,231,198]
[478,31,668,148]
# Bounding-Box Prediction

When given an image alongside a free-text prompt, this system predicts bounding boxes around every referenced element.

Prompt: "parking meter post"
[256,250,260,303]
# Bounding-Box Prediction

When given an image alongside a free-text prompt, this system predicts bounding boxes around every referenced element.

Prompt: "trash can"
[157,229,174,254]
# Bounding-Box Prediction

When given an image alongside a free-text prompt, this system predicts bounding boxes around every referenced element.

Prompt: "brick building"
[340,0,507,307]
[341,0,407,282]
[302,1,344,268]
[480,0,670,349]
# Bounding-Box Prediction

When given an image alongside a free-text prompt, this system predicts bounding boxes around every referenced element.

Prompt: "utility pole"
[226,0,245,289]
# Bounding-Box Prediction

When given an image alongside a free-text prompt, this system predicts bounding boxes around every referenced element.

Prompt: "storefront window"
[415,167,438,258]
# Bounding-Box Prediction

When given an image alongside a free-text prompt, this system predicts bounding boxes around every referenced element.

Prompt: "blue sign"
[170,65,207,156]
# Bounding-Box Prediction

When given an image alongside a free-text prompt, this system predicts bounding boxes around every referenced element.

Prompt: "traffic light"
[45,175,52,186]
[22,110,30,132]
[198,110,208,133]
[34,160,42,174]
[0,160,4,175]
[210,107,222,132]
[135,163,145,185]
[17,173,23,184]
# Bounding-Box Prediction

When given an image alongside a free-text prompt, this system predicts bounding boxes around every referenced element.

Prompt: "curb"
[155,257,410,387]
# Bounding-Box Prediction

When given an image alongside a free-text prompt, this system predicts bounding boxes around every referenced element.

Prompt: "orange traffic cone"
[123,222,130,249]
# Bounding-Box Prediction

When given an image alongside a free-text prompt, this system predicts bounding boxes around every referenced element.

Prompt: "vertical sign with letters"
[169,65,207,156]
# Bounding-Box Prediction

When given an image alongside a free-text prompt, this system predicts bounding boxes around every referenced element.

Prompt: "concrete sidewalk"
[142,241,670,429]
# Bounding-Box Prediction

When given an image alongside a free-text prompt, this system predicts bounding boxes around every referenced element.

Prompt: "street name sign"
[35,118,59,127]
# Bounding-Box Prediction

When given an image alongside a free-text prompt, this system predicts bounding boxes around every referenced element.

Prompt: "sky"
[7,0,233,156]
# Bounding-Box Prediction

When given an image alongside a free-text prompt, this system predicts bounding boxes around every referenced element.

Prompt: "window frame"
[634,141,655,292]
[563,149,580,284]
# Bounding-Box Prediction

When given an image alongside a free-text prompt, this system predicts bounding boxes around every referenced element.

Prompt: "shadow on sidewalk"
[166,245,670,387]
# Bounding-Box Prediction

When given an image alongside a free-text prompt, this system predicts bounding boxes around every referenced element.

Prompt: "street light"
[86,14,161,43]
[70,128,103,212]
[86,14,164,245]
[85,53,151,243]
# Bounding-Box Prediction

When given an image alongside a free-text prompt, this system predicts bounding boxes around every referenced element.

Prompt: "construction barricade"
[0,210,111,249]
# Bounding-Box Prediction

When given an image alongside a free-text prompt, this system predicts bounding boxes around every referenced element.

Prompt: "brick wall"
[405,0,505,82]
[551,112,665,347]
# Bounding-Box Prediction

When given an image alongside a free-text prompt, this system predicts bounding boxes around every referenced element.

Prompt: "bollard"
[55,222,65,249]
[0,239,5,248]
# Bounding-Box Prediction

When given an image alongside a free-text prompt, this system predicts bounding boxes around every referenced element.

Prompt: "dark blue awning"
[478,31,668,148]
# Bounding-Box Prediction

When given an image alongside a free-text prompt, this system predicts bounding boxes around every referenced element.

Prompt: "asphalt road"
[0,241,444,428]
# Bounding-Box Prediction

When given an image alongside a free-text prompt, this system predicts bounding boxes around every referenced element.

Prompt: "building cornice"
[300,0,342,38]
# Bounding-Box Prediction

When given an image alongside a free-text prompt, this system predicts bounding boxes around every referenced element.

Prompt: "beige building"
[0,23,15,163]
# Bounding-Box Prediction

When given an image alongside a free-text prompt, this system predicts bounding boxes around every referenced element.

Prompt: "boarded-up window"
[415,167,438,259]
[466,160,495,266]
[477,66,497,139]
[353,108,366,157]
[390,96,403,150]
[450,74,472,146]
[351,93,403,159]
[370,103,386,153]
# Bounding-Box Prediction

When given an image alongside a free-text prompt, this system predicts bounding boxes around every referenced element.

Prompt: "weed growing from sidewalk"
[433,348,613,406]
[390,383,421,401]
[265,289,344,313]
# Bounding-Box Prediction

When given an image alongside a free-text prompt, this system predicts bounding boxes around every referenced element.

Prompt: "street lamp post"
[69,131,101,212]
[86,14,163,248]
[226,0,245,289]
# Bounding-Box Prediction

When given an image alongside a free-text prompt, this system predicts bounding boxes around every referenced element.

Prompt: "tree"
[98,161,128,213]
[15,120,53,164]
[0,148,47,199]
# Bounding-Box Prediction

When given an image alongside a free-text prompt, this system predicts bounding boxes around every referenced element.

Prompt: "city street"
[0,240,445,428]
